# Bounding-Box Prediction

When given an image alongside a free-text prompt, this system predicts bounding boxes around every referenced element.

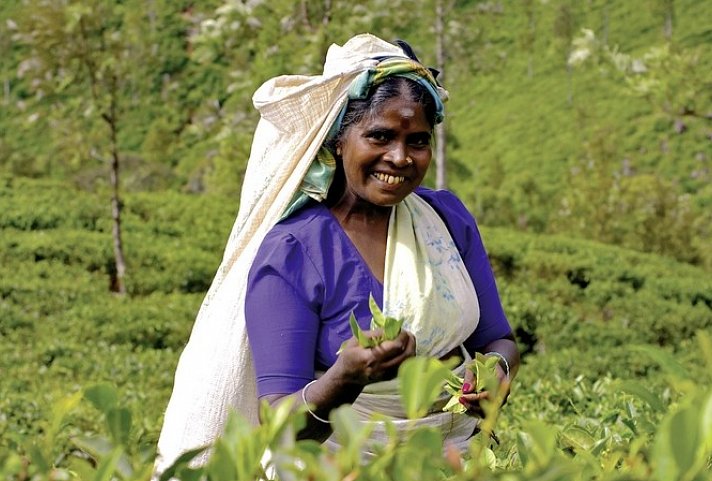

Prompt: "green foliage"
[1,0,711,477]
[2,1,710,268]
[3,334,711,480]
[340,294,405,352]
[443,353,500,414]
[398,356,453,419]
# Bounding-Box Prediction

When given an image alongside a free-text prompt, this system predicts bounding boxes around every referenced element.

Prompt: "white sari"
[325,193,480,454]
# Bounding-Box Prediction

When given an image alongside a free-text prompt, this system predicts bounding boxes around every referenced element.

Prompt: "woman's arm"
[262,330,416,442]
[458,335,519,416]
[246,227,418,440]
[479,334,520,382]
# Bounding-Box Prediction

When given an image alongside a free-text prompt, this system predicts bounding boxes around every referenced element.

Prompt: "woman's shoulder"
[254,200,343,273]
[262,201,333,244]
[250,201,332,280]
[414,187,475,224]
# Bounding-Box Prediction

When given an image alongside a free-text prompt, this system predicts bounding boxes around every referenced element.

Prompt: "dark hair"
[329,76,438,151]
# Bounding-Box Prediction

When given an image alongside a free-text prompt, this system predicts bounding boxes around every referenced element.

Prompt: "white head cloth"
[155,34,408,472]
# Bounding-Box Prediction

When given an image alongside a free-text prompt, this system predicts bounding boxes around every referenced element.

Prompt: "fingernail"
[462,383,472,392]
[458,396,467,405]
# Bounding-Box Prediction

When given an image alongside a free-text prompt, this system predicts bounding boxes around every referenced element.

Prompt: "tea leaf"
[400,357,451,419]
[383,316,404,340]
[349,312,372,348]
[84,384,118,414]
[369,294,386,330]
[106,407,132,446]
[620,380,665,412]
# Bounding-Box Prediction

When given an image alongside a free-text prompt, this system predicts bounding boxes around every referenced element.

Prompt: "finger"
[462,369,475,393]
[375,338,406,356]
[458,396,485,417]
[494,364,508,383]
[403,331,416,355]
[368,335,415,379]
[343,337,360,349]
[362,328,385,340]
[372,331,414,361]
[460,391,489,403]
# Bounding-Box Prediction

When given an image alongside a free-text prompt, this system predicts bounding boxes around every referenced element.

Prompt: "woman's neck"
[329,194,392,228]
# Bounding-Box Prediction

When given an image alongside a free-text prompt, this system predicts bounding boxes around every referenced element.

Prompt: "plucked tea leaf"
[369,294,386,329]
[383,316,404,340]
[349,312,373,348]
[443,395,467,414]
[443,354,499,414]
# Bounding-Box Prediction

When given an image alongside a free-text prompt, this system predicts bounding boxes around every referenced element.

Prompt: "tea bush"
[1,178,710,480]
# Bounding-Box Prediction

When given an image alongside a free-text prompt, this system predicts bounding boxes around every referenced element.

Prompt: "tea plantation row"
[1,176,710,479]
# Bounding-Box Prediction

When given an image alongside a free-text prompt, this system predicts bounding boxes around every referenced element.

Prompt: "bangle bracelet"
[485,352,510,379]
[301,379,331,424]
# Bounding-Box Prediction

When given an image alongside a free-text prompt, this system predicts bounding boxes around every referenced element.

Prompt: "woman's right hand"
[333,329,416,385]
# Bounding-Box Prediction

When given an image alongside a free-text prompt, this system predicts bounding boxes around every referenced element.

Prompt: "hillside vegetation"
[0,0,711,479]
[1,0,709,265]
[1,175,710,478]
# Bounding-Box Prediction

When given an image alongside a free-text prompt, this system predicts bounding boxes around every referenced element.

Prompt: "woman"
[245,53,518,452]
[156,33,518,471]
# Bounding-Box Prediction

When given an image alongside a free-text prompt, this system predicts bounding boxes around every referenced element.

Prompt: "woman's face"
[338,94,433,207]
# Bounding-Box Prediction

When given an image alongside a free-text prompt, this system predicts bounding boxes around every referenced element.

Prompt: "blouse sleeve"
[245,230,323,398]
[420,189,513,351]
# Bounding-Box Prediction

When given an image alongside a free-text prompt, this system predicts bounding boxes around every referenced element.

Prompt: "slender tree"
[553,1,576,105]
[651,0,675,41]
[521,0,537,78]
[434,0,448,190]
[16,0,138,294]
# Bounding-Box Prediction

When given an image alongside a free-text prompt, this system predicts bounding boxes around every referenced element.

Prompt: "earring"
[406,156,414,165]
[336,147,342,156]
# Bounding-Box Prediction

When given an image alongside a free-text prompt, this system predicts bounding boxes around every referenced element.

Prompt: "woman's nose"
[386,143,409,166]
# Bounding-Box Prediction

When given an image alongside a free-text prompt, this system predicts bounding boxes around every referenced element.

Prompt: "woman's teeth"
[373,172,405,185]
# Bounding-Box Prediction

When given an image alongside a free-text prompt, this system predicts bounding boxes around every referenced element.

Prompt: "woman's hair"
[330,76,438,149]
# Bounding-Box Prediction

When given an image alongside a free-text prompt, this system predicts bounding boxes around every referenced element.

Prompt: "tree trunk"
[602,1,609,44]
[663,6,673,41]
[566,62,574,106]
[322,0,331,26]
[106,80,127,295]
[434,0,447,190]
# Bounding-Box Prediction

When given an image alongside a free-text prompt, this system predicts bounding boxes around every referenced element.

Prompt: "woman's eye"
[368,131,390,143]
[409,135,431,148]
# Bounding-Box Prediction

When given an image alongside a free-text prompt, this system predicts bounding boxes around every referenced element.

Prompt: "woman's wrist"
[484,351,510,380]
[478,337,520,381]
[303,370,364,417]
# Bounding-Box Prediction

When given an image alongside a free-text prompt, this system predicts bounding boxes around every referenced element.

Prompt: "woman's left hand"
[458,363,510,417]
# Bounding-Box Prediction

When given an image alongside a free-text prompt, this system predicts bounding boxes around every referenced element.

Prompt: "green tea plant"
[443,353,501,414]
[338,294,404,353]
[3,332,712,481]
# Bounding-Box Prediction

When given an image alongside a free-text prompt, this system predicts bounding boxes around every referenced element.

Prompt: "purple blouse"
[245,187,512,398]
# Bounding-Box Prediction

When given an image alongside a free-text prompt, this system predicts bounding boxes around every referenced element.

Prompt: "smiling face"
[336,93,433,208]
